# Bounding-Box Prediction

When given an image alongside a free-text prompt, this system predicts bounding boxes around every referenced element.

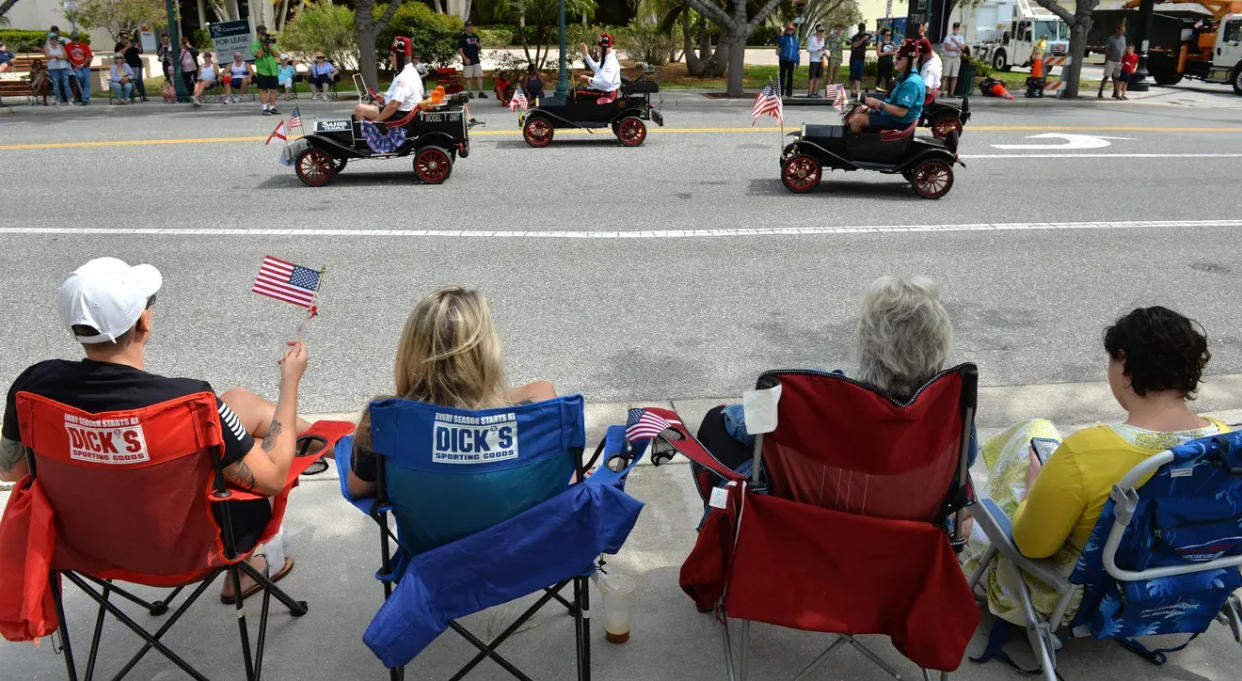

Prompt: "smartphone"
[1030,437,1060,465]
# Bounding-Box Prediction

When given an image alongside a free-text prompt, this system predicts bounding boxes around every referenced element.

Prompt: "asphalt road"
[2,92,1241,412]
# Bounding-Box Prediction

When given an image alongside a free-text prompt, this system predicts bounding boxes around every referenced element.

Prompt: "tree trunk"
[724,30,746,96]
[1062,19,1091,98]
[682,12,700,73]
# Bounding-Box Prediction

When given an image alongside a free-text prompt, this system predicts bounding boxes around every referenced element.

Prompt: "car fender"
[525,108,579,129]
[610,107,649,124]
[414,131,459,151]
[901,147,962,171]
[781,139,857,171]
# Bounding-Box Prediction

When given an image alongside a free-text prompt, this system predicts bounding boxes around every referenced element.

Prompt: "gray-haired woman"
[693,275,971,489]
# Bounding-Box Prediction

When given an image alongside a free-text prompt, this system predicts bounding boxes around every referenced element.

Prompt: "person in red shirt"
[1118,44,1139,101]
[65,31,93,104]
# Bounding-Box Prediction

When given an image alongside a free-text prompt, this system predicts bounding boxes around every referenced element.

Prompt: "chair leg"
[447,620,536,681]
[846,636,904,680]
[790,636,846,681]
[228,566,258,681]
[577,576,591,681]
[968,545,996,591]
[83,583,111,681]
[720,617,738,681]
[237,560,307,616]
[51,571,80,681]
[738,620,750,681]
[446,584,565,681]
[108,571,221,681]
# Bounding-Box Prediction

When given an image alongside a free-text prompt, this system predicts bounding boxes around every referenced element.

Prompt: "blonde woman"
[347,287,555,498]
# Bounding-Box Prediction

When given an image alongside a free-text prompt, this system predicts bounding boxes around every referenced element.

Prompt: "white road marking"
[991,132,1136,150]
[2,220,1240,239]
[963,152,1242,159]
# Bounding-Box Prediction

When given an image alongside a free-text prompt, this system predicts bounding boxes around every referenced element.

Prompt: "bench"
[0,55,42,104]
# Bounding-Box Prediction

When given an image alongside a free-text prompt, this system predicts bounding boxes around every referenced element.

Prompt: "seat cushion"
[880,122,917,142]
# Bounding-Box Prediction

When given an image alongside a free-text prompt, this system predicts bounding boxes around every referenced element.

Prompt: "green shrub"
[191,28,211,50]
[623,19,675,66]
[0,29,91,52]
[281,1,356,67]
[377,3,462,70]
[747,24,780,46]
[475,27,512,48]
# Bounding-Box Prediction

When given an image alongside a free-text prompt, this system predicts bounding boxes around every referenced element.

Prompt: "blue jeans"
[110,80,133,101]
[130,63,146,99]
[73,66,91,102]
[48,67,72,103]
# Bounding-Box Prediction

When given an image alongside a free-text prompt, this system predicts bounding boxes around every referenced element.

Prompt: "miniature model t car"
[921,91,971,140]
[284,78,470,187]
[780,106,964,199]
[519,67,664,147]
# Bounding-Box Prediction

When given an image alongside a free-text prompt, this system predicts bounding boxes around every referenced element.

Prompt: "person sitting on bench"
[577,33,620,95]
[848,40,924,134]
[355,36,424,123]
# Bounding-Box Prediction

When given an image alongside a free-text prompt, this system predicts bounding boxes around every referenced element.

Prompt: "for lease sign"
[210,20,254,63]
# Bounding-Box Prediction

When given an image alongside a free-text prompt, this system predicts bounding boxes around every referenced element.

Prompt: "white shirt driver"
[920,53,943,92]
[385,63,425,112]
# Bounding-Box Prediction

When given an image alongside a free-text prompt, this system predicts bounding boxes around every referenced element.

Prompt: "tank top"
[231,63,248,79]
[200,63,216,80]
[46,40,69,69]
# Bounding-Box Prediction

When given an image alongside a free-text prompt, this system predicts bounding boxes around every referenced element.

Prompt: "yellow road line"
[2,125,1240,150]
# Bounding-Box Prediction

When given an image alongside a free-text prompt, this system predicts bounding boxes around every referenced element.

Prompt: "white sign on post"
[209,19,254,63]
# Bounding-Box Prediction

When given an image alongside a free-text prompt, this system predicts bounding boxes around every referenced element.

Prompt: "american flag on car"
[509,87,528,112]
[252,256,321,308]
[626,408,679,442]
[751,82,783,125]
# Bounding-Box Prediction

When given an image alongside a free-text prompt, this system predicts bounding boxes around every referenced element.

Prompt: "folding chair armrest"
[210,420,355,503]
[333,426,391,515]
[973,497,1071,591]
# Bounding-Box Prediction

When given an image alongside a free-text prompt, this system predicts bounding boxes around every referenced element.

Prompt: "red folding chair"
[10,390,352,681]
[649,365,981,681]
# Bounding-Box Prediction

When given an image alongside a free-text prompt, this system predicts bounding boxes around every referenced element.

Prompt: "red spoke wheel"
[523,116,554,147]
[931,115,963,140]
[616,116,647,147]
[295,147,334,187]
[413,146,453,184]
[911,159,954,199]
[781,155,821,193]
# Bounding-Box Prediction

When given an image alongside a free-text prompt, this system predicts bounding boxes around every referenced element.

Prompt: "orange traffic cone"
[990,82,1015,100]
[1031,56,1044,79]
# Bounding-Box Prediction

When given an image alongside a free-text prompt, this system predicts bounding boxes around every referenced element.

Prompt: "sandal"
[220,556,294,604]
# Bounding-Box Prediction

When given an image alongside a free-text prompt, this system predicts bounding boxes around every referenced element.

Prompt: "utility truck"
[971,0,1071,71]
[1090,0,1242,94]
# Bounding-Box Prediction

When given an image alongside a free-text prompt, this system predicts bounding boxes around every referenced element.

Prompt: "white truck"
[969,0,1071,71]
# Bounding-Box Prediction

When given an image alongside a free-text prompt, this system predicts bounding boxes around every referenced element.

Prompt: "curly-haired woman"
[964,306,1229,625]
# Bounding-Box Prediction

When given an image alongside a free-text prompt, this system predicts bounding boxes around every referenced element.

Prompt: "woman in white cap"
[278,54,297,100]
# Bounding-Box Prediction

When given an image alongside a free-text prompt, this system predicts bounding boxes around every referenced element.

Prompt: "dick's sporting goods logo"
[431,412,518,464]
[64,414,150,464]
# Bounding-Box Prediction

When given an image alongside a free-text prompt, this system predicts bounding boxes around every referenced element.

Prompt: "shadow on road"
[748,177,922,201]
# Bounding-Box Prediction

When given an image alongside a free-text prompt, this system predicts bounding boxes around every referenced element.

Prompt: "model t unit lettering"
[316,120,352,132]
[421,112,448,122]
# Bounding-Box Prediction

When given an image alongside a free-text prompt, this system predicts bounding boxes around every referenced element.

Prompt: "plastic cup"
[597,573,634,644]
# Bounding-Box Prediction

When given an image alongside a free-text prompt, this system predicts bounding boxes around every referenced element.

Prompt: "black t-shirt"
[123,45,142,68]
[2,359,254,467]
[457,33,481,65]
[850,31,872,61]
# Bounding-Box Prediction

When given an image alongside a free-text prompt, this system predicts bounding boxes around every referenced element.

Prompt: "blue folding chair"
[970,430,1242,681]
[337,394,645,681]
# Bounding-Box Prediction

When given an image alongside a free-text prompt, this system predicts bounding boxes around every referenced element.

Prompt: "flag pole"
[294,265,326,341]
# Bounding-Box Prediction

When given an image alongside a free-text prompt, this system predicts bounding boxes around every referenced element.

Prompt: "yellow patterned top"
[1011,417,1230,558]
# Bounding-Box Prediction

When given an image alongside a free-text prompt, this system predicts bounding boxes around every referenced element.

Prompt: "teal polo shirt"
[881,71,926,126]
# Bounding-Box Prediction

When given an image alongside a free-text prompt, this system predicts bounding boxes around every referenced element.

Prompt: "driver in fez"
[354,36,424,122]
[848,40,925,134]
[577,33,621,94]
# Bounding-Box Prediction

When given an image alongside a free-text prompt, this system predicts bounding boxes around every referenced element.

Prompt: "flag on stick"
[252,256,321,308]
[265,120,288,145]
[288,106,303,132]
[508,87,529,112]
[825,83,846,110]
[751,82,783,125]
[625,408,679,442]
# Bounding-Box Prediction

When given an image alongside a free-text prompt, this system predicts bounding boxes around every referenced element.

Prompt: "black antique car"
[922,93,971,139]
[779,107,964,199]
[519,67,664,147]
[283,78,471,187]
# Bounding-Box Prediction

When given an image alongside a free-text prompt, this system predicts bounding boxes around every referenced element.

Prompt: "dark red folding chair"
[647,365,981,681]
[10,390,352,681]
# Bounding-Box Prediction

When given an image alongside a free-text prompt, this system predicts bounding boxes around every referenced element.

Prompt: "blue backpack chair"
[970,430,1242,681]
[336,394,646,681]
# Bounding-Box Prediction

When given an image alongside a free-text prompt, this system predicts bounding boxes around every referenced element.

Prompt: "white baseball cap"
[57,257,162,344]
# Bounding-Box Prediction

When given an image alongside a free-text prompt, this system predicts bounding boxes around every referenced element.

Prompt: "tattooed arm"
[0,437,29,482]
[223,341,308,496]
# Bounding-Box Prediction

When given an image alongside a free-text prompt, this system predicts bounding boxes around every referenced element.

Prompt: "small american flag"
[288,106,303,131]
[825,83,847,111]
[751,82,783,125]
[508,87,528,112]
[252,256,321,308]
[626,408,676,442]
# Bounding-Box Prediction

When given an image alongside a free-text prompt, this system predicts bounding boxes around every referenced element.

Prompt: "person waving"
[577,33,621,94]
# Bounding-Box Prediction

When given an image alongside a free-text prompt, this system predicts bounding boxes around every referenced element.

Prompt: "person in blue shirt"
[775,23,800,98]
[848,39,924,134]
[0,43,15,73]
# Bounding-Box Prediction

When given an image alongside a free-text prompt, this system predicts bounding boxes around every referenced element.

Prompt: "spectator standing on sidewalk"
[252,24,280,115]
[108,60,135,103]
[66,31,93,105]
[115,35,146,102]
[156,33,172,80]
[848,22,872,101]
[43,27,73,105]
[1099,25,1126,99]
[776,23,799,98]
[826,25,844,86]
[875,27,896,91]
[942,22,967,96]
[805,25,825,97]
[458,22,485,98]
[1118,44,1138,100]
[177,36,198,100]
[308,54,336,100]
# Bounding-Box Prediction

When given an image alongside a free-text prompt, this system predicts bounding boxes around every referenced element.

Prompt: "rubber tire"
[523,116,554,147]
[781,155,821,194]
[991,50,1008,72]
[333,158,348,174]
[616,116,647,147]
[1152,70,1183,86]
[911,159,954,199]
[413,146,453,184]
[294,147,334,187]
[930,115,963,140]
[1233,63,1242,95]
